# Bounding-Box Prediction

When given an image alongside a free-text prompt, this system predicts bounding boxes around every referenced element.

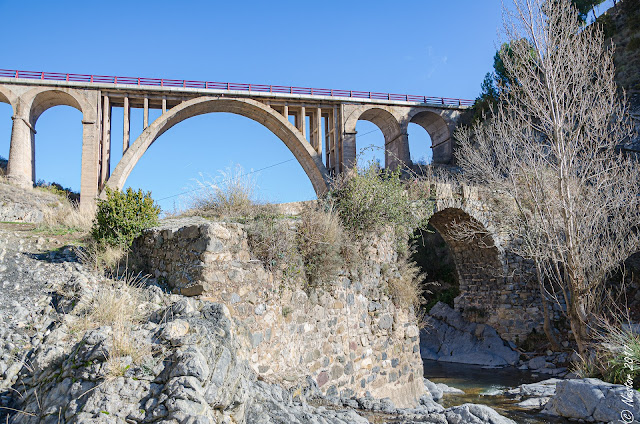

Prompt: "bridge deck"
[0,69,472,109]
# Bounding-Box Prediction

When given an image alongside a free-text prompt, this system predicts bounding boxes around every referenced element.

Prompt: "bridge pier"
[7,110,35,188]
[80,120,100,212]
[385,132,410,171]
[342,131,357,170]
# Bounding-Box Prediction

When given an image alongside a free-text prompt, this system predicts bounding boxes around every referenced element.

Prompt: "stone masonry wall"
[129,217,425,408]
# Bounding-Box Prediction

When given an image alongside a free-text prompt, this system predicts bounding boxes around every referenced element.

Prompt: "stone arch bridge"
[426,183,545,342]
[0,70,469,210]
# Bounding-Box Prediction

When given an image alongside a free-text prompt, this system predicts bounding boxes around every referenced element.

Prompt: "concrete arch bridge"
[0,69,469,210]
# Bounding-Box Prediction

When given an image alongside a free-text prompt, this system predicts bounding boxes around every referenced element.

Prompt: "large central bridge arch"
[105,96,330,196]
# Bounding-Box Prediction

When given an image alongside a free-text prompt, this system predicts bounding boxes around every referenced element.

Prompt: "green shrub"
[328,163,432,249]
[572,319,640,389]
[35,179,80,204]
[92,187,160,248]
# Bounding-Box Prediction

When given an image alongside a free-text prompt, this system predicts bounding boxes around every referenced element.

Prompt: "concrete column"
[336,106,343,173]
[7,111,35,187]
[315,107,322,156]
[80,120,100,212]
[432,136,453,164]
[299,106,306,139]
[283,104,289,120]
[123,96,130,153]
[385,132,410,171]
[143,97,149,129]
[100,96,111,189]
[342,131,357,171]
[324,113,331,169]
[162,96,167,114]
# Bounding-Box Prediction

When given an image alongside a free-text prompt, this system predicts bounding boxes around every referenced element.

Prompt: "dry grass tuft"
[69,275,152,378]
[572,315,640,388]
[77,240,127,274]
[297,205,345,286]
[40,197,94,233]
[188,165,259,219]
[387,254,427,312]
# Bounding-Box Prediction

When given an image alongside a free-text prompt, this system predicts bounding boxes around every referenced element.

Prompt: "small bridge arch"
[404,109,455,164]
[423,186,545,342]
[342,105,408,169]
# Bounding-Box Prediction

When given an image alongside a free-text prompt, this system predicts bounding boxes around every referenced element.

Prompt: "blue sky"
[0,0,614,210]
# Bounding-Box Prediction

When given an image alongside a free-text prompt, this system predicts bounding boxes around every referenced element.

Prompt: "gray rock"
[543,378,640,423]
[516,397,550,409]
[527,356,550,370]
[421,303,519,366]
[505,378,560,398]
[445,403,517,424]
[424,378,444,401]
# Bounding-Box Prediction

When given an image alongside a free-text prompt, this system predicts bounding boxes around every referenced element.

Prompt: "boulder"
[420,302,519,366]
[543,378,640,423]
[424,378,465,401]
[505,378,560,398]
[445,403,517,424]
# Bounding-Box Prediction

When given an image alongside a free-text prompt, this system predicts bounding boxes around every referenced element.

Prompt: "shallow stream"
[423,360,571,424]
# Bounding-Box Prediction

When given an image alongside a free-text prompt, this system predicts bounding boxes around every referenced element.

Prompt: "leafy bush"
[572,319,640,389]
[92,187,160,248]
[35,179,80,204]
[329,163,431,249]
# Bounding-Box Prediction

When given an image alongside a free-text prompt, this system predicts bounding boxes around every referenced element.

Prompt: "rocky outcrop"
[543,378,640,423]
[0,181,64,223]
[420,302,519,367]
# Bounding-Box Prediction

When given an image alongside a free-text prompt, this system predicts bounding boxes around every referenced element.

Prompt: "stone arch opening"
[408,111,452,164]
[354,120,386,167]
[425,207,504,324]
[105,97,329,198]
[407,122,433,165]
[343,106,406,169]
[31,104,83,190]
[29,90,84,125]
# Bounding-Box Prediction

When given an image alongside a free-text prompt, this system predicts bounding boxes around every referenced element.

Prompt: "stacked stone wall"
[130,217,424,408]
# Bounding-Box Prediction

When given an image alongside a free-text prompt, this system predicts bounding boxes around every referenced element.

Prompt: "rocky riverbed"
[0,218,522,424]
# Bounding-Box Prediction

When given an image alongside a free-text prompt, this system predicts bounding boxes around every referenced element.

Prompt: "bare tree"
[455,0,639,353]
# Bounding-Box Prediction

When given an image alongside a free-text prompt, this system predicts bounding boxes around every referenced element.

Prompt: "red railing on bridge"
[0,69,474,107]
